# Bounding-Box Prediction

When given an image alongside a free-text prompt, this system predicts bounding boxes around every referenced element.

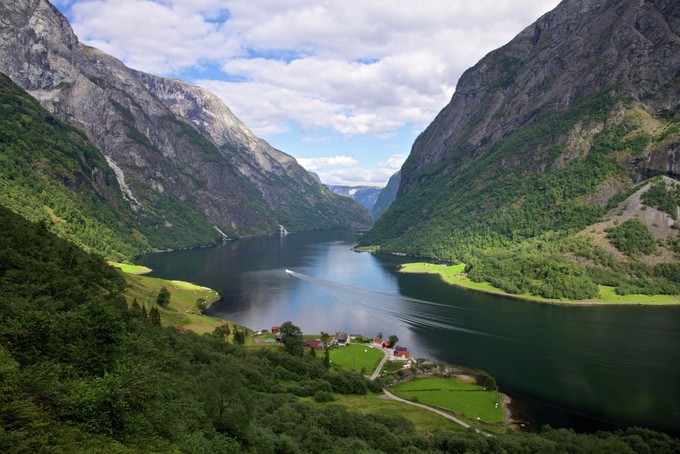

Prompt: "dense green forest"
[2,205,679,452]
[361,93,680,300]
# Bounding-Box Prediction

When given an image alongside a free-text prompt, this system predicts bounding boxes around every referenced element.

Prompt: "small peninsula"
[400,262,680,306]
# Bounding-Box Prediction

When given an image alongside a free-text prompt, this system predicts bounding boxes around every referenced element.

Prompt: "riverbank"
[399,262,680,306]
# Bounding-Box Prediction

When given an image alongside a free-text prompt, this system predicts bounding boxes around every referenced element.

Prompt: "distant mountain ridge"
[327,185,382,211]
[0,0,371,257]
[362,0,680,261]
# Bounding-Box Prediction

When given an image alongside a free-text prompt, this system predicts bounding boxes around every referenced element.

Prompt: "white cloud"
[381,154,407,170]
[317,167,396,187]
[66,0,561,137]
[298,153,406,186]
[297,156,358,171]
[70,0,241,74]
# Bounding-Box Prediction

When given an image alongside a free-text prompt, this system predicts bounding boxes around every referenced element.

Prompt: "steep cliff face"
[400,0,680,196]
[363,0,680,259]
[0,0,371,253]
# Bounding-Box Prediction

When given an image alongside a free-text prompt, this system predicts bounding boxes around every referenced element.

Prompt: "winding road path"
[382,390,492,436]
[381,390,471,429]
[368,345,492,436]
[369,347,390,381]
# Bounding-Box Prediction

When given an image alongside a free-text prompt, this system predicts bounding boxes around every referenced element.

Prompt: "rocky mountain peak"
[362,0,679,263]
[0,0,79,90]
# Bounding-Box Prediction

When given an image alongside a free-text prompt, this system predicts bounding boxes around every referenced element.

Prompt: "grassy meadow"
[109,261,152,274]
[325,393,467,435]
[391,377,505,426]
[330,343,383,374]
[122,271,226,333]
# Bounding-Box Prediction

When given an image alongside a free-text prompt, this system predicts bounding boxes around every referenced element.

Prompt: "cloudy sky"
[53,0,560,186]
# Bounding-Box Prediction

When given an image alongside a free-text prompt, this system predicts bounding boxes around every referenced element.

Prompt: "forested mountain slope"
[0,0,370,257]
[0,73,148,260]
[362,0,680,262]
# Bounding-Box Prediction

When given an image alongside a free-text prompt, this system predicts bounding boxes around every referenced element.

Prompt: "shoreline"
[399,262,680,306]
[117,258,523,429]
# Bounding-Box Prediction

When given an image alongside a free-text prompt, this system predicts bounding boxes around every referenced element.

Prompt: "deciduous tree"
[156,286,171,307]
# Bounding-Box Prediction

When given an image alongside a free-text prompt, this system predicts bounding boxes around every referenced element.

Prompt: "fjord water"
[138,230,680,434]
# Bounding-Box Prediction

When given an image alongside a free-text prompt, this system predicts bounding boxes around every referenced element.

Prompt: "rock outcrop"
[327,185,382,211]
[371,171,400,221]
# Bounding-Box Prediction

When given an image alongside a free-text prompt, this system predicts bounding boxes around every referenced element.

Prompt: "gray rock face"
[400,0,680,196]
[0,0,371,249]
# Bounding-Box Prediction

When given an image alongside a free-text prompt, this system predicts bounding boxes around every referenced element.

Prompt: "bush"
[606,219,656,256]
[314,391,335,402]
[642,180,680,219]
[156,286,171,306]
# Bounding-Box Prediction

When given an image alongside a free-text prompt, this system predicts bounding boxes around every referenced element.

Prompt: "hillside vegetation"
[0,73,150,260]
[362,96,680,301]
[2,204,679,452]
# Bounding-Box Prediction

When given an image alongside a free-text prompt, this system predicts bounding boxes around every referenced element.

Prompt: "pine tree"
[149,307,161,326]
[323,347,331,369]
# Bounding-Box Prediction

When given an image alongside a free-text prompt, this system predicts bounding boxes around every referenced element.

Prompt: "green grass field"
[123,273,225,333]
[391,377,505,425]
[329,343,383,374]
[322,393,466,435]
[400,262,680,305]
[109,261,152,274]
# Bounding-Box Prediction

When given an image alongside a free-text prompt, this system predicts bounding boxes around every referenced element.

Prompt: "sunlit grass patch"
[109,261,152,274]
[123,273,224,333]
[392,377,505,425]
[329,343,383,374]
[326,393,467,434]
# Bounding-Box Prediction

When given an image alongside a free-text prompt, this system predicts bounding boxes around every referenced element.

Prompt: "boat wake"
[283,269,680,374]
[284,268,504,339]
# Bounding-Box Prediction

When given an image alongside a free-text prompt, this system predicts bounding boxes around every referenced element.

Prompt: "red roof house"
[304,339,323,350]
[272,326,280,333]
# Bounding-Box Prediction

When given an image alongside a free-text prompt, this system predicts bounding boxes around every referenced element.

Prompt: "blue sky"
[52,0,560,186]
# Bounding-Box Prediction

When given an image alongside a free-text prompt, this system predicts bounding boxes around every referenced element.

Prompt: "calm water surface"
[138,230,680,434]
